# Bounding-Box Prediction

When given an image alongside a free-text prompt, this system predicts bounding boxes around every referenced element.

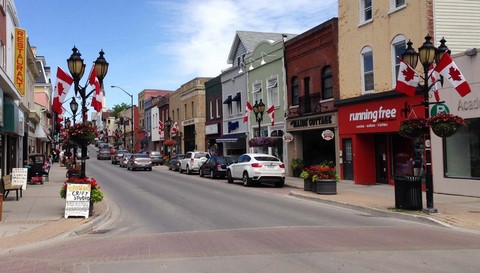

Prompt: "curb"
[288,190,451,228]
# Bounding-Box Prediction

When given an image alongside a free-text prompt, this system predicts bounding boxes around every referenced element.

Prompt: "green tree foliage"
[111,103,130,118]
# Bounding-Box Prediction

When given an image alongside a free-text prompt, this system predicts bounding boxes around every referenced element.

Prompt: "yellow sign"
[14,28,26,96]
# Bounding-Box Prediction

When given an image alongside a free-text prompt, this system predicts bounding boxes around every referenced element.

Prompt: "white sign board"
[64,183,91,218]
[11,168,28,190]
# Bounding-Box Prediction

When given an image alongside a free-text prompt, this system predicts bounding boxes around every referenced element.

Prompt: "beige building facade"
[338,0,429,98]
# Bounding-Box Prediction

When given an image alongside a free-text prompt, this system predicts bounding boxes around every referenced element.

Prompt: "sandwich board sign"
[64,183,91,218]
[11,168,28,190]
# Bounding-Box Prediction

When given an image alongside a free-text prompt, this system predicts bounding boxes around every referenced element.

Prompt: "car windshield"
[150,151,161,156]
[194,153,209,159]
[135,154,149,158]
[117,150,128,154]
[254,156,280,162]
[216,157,232,164]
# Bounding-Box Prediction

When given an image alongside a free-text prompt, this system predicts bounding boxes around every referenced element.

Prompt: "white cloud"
[152,0,338,83]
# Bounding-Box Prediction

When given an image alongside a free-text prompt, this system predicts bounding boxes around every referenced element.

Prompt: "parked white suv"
[227,153,285,187]
[179,151,210,175]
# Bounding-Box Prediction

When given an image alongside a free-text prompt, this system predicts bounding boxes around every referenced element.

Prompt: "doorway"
[342,138,353,180]
[375,134,388,184]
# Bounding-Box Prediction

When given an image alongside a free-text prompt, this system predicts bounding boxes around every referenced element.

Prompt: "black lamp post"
[165,117,172,160]
[70,97,79,166]
[401,35,450,213]
[65,117,71,128]
[67,46,109,178]
[111,86,134,153]
[252,99,266,137]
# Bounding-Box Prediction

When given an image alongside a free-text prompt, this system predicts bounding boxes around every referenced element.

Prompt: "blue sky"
[15,0,337,111]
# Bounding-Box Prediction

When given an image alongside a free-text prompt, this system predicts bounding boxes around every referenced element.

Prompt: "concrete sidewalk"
[1,162,480,254]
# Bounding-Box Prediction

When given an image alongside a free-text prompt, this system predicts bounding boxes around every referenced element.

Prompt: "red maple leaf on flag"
[402,68,415,82]
[449,66,462,81]
[57,82,64,95]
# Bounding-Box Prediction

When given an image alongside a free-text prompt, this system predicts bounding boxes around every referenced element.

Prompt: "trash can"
[394,176,423,210]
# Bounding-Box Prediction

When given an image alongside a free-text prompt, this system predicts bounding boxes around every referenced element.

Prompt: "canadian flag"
[243,101,253,123]
[158,120,164,134]
[395,58,420,97]
[89,66,103,112]
[267,105,275,126]
[170,121,179,136]
[52,67,74,114]
[428,64,441,102]
[435,52,471,97]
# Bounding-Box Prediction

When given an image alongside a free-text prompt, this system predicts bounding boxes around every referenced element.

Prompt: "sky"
[15,0,338,112]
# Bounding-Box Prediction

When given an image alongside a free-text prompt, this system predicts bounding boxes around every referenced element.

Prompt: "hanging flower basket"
[248,137,275,147]
[67,123,98,146]
[164,139,177,146]
[398,117,428,138]
[427,113,466,138]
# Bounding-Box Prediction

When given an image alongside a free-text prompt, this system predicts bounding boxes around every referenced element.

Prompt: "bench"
[1,175,23,201]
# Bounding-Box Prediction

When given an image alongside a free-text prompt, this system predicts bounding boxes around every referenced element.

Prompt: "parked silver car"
[119,153,131,168]
[126,153,152,171]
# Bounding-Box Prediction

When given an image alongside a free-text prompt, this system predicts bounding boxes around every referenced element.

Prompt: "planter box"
[304,179,312,191]
[315,179,337,195]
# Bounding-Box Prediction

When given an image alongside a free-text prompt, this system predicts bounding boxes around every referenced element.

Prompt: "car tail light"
[251,163,263,168]
[279,164,285,169]
[216,164,222,170]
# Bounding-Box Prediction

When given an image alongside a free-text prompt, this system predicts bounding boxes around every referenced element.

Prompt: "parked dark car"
[168,154,184,171]
[143,150,164,166]
[111,150,128,164]
[126,153,152,171]
[97,148,111,160]
[199,156,235,179]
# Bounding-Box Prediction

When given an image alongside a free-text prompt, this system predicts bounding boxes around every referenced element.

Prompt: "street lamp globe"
[94,49,109,83]
[402,40,419,68]
[165,117,172,128]
[70,97,78,116]
[67,46,85,83]
[418,34,436,67]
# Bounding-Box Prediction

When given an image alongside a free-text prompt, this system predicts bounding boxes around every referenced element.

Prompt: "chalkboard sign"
[11,168,28,190]
[64,183,91,218]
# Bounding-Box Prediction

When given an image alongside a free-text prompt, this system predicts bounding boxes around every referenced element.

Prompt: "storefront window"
[445,118,480,179]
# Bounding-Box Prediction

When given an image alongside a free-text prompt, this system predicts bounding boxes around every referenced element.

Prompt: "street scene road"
[1,151,480,272]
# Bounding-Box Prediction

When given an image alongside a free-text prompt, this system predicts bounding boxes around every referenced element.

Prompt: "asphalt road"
[2,150,480,272]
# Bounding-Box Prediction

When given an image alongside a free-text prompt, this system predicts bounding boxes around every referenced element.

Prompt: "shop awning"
[223,95,232,104]
[34,124,49,141]
[216,133,246,143]
[231,92,241,102]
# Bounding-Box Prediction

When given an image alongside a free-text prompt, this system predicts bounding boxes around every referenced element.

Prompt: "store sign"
[205,123,219,135]
[289,115,333,129]
[64,183,91,219]
[338,95,424,134]
[321,129,334,141]
[283,133,294,142]
[14,28,26,96]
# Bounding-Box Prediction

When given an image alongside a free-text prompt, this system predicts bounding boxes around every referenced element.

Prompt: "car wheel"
[275,178,285,188]
[168,165,172,170]
[179,167,183,173]
[227,170,234,184]
[149,168,152,171]
[242,172,252,187]
[210,170,215,179]
[186,165,191,175]
[199,169,204,177]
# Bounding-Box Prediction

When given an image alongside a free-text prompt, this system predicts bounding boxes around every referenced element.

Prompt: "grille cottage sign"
[289,115,334,129]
